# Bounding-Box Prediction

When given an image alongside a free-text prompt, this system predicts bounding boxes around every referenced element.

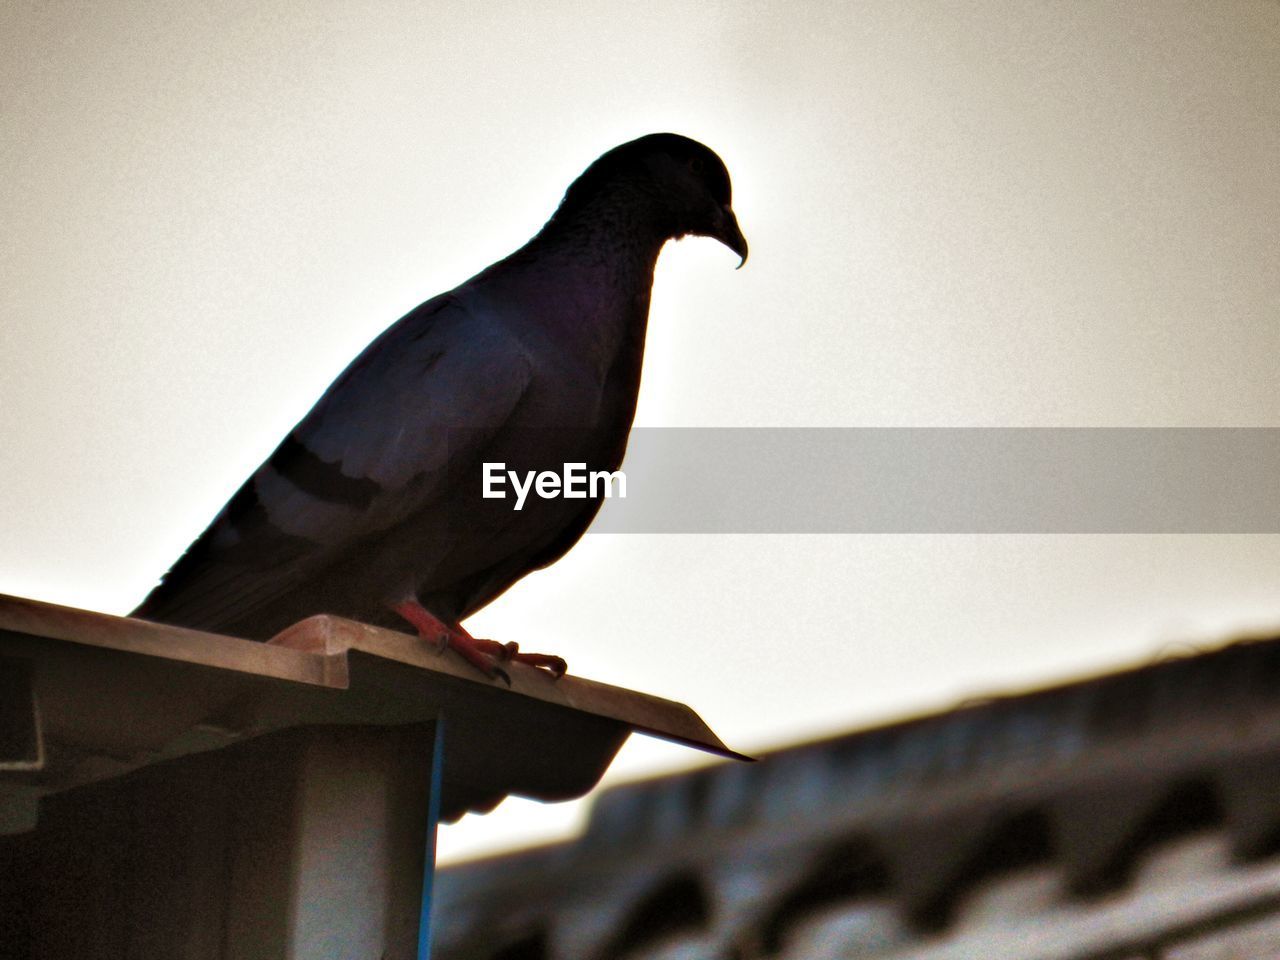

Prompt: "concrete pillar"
[11,721,441,960]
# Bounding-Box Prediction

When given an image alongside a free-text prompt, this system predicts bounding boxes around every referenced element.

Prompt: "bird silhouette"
[134,133,747,683]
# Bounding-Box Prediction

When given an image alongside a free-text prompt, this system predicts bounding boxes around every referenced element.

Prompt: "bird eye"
[688,156,706,175]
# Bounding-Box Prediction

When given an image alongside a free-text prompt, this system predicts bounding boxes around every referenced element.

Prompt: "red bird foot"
[393,599,567,686]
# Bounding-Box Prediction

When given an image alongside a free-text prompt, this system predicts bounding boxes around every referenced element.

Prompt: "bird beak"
[712,204,748,269]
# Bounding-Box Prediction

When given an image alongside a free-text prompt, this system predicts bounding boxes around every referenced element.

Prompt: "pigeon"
[133,132,747,684]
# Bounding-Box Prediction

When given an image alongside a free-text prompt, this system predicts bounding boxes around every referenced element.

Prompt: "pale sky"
[3,0,1278,863]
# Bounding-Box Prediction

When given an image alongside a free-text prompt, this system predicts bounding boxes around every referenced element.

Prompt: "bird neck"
[511,187,670,373]
[538,181,674,270]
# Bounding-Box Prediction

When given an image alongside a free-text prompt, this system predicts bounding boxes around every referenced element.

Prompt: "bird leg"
[391,599,567,684]
[457,625,568,680]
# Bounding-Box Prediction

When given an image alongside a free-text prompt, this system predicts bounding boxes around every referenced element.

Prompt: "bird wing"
[134,293,533,633]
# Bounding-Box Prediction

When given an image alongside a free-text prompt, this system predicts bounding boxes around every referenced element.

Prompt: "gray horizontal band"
[570,428,1280,533]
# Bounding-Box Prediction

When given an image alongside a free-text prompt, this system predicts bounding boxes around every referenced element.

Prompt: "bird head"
[554,133,748,267]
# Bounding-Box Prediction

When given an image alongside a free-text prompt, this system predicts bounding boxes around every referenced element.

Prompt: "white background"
[3,0,1278,863]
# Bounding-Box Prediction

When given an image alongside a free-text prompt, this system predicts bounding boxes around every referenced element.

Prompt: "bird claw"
[469,637,564,679]
[391,601,564,683]
[526,654,567,679]
[439,634,512,686]
[474,638,521,660]
[491,645,567,680]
